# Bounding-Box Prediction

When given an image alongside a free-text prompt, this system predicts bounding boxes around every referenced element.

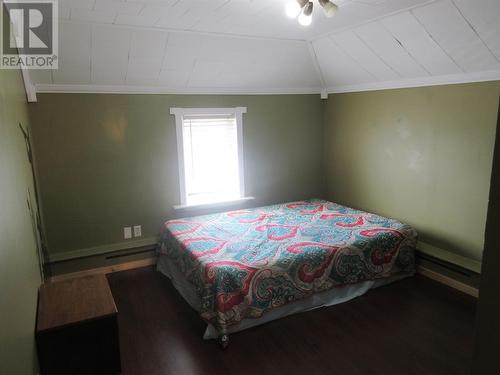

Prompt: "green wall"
[30,81,500,271]
[0,69,42,373]
[29,94,325,260]
[324,81,500,267]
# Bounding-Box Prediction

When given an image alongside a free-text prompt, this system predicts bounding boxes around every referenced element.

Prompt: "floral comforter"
[157,199,417,333]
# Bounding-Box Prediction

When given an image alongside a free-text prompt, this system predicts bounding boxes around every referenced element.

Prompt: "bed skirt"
[156,254,415,340]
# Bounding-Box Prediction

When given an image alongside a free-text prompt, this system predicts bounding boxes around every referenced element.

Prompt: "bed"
[156,199,417,346]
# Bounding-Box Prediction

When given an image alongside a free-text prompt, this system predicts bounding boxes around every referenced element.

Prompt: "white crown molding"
[327,70,500,94]
[35,70,500,97]
[20,68,37,102]
[6,8,37,103]
[9,20,37,102]
[35,83,323,96]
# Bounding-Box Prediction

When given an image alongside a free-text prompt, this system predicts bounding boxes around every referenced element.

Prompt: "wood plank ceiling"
[30,0,500,95]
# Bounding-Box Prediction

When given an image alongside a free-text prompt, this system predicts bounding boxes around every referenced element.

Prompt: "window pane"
[182,115,240,205]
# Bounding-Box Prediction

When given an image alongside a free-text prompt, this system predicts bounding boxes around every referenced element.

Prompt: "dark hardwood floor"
[107,266,476,375]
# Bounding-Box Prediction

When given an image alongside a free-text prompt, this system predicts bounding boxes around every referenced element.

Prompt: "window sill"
[173,196,255,211]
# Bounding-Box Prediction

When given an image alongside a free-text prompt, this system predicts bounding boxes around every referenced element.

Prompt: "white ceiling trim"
[34,83,323,96]
[327,69,500,94]
[9,23,37,102]
[20,68,37,102]
[35,68,500,97]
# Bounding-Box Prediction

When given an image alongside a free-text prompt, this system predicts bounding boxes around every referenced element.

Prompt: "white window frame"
[170,107,251,210]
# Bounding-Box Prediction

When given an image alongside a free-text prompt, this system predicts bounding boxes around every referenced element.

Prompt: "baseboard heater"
[415,250,480,296]
[416,250,478,278]
[50,243,157,265]
[105,247,155,260]
[47,245,158,282]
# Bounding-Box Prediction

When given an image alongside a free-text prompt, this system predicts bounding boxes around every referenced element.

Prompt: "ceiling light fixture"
[285,0,339,26]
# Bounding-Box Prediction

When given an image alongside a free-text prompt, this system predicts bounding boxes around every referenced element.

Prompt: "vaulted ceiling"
[28,0,500,97]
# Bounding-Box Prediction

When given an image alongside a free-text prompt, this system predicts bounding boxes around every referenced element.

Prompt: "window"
[170,107,248,208]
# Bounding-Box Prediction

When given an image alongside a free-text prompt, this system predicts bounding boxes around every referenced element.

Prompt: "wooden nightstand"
[36,274,121,375]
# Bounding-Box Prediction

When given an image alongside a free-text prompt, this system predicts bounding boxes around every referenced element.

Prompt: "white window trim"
[173,196,255,211]
[170,107,251,209]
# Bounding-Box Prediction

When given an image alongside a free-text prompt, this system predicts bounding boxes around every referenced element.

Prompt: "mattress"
[157,199,417,336]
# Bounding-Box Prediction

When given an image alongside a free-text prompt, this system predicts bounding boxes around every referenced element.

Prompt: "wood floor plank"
[107,267,475,375]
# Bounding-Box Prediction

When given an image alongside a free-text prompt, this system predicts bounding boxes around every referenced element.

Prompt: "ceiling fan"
[285,0,339,26]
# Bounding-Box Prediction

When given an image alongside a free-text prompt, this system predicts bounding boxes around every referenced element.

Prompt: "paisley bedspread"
[157,199,417,333]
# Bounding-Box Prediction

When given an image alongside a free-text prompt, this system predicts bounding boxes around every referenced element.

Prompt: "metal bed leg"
[218,334,230,349]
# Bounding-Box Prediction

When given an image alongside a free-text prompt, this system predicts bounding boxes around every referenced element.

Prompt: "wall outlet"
[133,225,142,237]
[124,227,132,239]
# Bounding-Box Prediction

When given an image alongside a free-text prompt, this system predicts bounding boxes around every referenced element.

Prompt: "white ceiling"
[29,0,500,96]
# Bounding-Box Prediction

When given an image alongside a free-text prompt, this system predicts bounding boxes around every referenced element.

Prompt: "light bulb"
[285,1,301,19]
[298,12,312,26]
[322,2,338,17]
[298,2,313,26]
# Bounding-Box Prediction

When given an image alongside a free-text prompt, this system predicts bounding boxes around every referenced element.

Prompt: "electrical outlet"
[124,227,132,239]
[133,225,142,237]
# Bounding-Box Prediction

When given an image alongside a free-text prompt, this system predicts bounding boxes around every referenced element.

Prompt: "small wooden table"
[36,274,121,375]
